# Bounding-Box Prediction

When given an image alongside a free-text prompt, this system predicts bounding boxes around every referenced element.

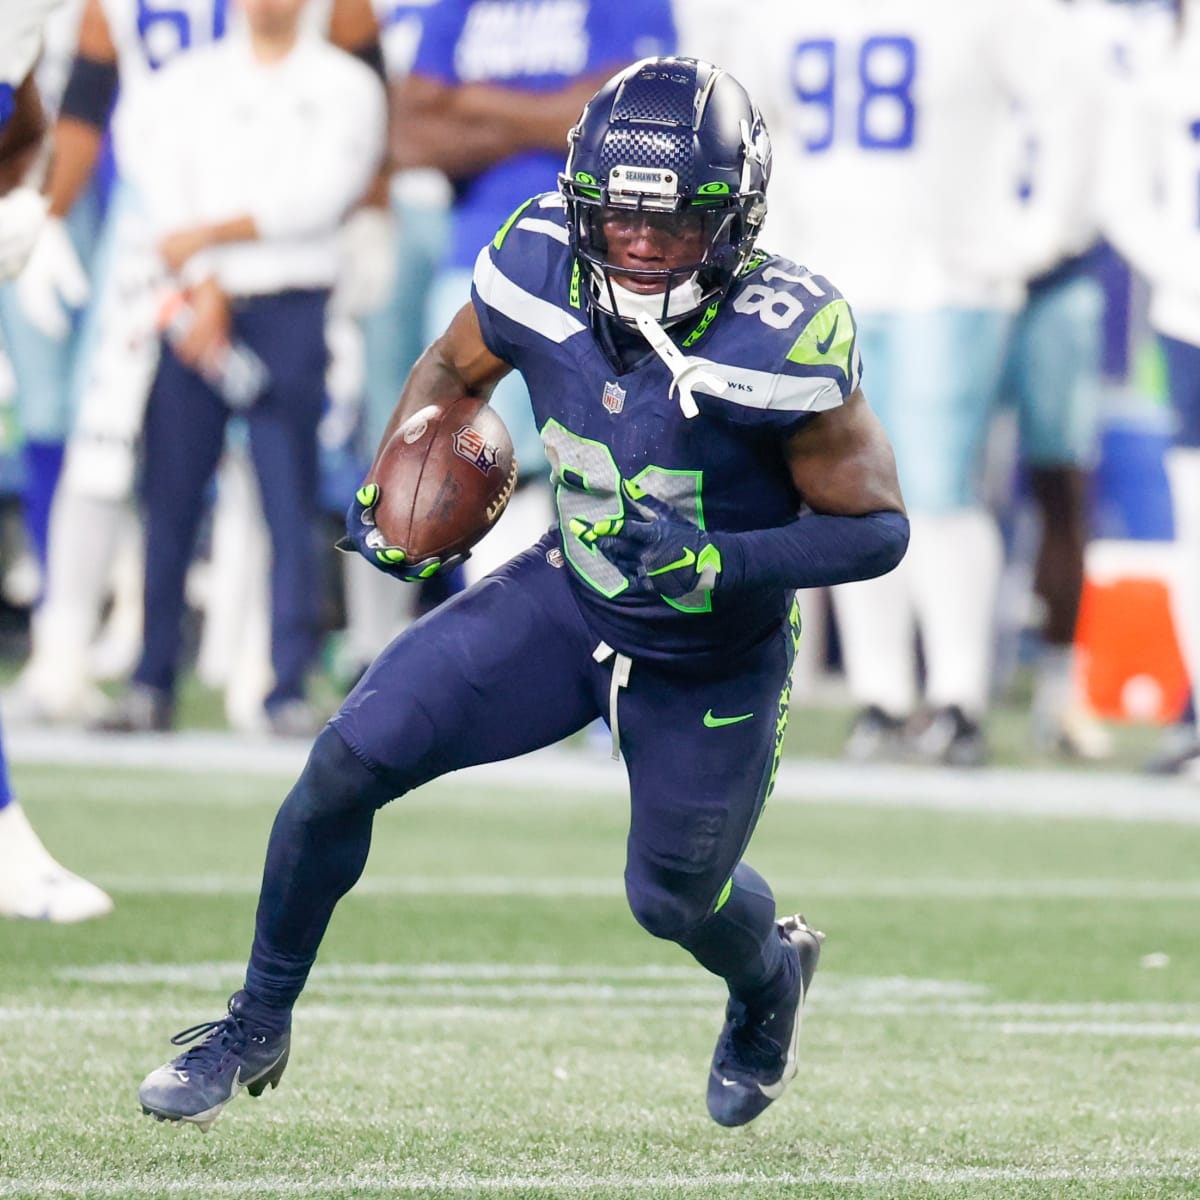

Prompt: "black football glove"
[572,485,723,600]
[336,483,468,582]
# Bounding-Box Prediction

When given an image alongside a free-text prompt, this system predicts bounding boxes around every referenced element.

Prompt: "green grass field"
[2,741,1199,1199]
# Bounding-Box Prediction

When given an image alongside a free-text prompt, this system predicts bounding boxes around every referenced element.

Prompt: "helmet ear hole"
[558,56,771,328]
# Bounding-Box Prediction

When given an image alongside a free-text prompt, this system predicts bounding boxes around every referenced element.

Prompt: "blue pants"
[1161,335,1200,448]
[1002,270,1104,467]
[245,537,800,1008]
[855,309,1012,512]
[134,290,328,710]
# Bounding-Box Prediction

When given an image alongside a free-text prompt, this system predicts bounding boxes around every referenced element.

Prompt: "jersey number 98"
[790,35,917,154]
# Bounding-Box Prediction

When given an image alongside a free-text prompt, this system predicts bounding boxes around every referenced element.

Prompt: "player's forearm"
[446,76,602,153]
[45,118,103,218]
[391,111,522,178]
[371,308,510,467]
[0,76,46,194]
[714,509,910,592]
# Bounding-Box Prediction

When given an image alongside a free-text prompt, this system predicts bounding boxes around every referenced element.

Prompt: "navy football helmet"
[559,57,771,328]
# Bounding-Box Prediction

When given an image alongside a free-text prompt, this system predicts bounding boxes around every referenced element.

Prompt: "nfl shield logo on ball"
[453,424,500,474]
[602,380,625,415]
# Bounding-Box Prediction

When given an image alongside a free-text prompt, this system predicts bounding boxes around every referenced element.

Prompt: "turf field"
[1,734,1199,1199]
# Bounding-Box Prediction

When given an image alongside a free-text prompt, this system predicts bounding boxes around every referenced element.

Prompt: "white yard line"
[6,727,1200,823]
[3,1165,1200,1195]
[89,874,1200,899]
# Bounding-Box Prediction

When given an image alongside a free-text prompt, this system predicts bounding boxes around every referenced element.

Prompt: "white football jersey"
[716,0,1072,313]
[1101,18,1200,344]
[101,0,240,175]
[0,0,64,86]
[103,0,333,179]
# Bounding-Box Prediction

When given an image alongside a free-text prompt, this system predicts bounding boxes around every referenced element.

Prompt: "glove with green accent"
[336,483,468,582]
[574,488,723,600]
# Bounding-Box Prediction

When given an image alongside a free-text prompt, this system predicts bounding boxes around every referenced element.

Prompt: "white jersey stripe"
[691,357,845,413]
[473,247,587,344]
[516,218,570,244]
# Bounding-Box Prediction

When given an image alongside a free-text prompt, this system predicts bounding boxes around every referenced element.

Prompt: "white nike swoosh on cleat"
[720,1077,740,1088]
[756,980,806,1100]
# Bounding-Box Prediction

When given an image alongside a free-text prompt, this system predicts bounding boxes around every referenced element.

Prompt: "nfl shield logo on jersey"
[602,380,626,415]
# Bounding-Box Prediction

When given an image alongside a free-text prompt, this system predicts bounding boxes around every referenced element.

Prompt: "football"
[367,394,518,562]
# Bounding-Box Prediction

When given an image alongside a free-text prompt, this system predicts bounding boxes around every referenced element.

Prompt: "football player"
[1103,0,1200,774]
[0,0,113,923]
[137,58,908,1131]
[8,0,383,726]
[728,0,1077,765]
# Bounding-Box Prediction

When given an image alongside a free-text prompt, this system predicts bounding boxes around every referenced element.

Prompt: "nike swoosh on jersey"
[815,315,840,356]
[703,710,755,728]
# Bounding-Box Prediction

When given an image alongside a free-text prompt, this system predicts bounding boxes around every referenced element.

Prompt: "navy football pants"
[245,535,800,1007]
[134,290,328,711]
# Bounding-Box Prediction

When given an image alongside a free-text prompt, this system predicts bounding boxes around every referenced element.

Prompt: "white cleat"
[0,803,114,922]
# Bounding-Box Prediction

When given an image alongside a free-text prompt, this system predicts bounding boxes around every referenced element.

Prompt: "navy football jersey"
[470,192,863,661]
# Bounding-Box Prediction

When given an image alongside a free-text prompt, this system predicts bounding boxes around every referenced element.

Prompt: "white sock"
[24,487,132,707]
[88,507,144,681]
[830,560,917,718]
[906,509,1003,717]
[342,553,419,669]
[1165,448,1200,737]
[1031,642,1075,724]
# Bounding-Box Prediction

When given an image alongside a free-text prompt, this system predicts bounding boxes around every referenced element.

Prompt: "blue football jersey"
[471,192,862,661]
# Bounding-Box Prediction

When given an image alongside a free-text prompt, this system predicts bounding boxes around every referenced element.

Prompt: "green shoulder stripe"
[492,199,535,251]
[786,298,855,382]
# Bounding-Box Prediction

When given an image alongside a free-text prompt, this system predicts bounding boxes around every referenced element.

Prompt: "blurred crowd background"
[0,0,1197,774]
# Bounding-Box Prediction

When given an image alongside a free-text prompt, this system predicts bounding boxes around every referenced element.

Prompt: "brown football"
[367,394,518,562]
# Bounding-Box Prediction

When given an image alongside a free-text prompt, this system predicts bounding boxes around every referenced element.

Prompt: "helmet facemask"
[559,58,771,331]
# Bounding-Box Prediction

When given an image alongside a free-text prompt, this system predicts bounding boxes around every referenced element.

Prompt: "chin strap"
[634,310,728,419]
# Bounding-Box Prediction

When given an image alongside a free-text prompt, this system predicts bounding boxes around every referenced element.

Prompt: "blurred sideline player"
[8,0,384,727]
[334,0,452,679]
[993,0,1141,760]
[391,0,676,585]
[1103,0,1200,774]
[0,0,112,922]
[0,0,102,588]
[136,57,908,1132]
[736,0,1075,765]
[90,0,386,738]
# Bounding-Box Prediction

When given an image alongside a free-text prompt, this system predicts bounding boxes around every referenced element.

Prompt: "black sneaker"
[1143,726,1200,777]
[906,705,987,767]
[93,684,174,734]
[705,915,824,1128]
[139,992,291,1132]
[844,705,907,763]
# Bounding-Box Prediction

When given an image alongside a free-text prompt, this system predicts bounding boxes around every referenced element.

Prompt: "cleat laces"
[167,1001,269,1072]
[716,999,785,1076]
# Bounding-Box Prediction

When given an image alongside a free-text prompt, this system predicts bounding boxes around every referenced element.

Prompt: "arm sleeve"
[252,63,387,241]
[714,508,909,591]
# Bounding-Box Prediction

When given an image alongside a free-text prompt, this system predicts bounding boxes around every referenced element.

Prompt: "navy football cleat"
[139,992,291,1132]
[706,914,824,1128]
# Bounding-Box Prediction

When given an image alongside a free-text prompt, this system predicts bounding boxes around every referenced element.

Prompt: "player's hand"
[0,187,48,284]
[336,482,468,581]
[159,226,212,273]
[16,215,89,339]
[330,206,396,319]
[575,485,723,600]
[174,277,232,371]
